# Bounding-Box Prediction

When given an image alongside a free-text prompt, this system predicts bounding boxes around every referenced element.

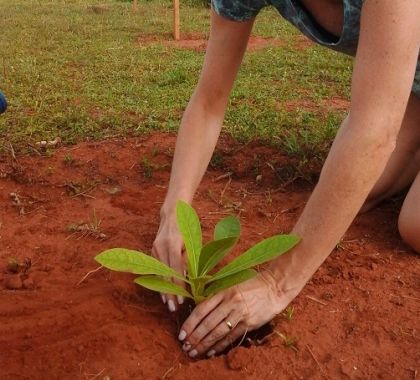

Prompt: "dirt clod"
[226,347,252,370]
[5,275,23,290]
[23,277,35,289]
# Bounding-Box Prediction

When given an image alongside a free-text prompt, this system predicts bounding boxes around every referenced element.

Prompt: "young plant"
[95,201,299,304]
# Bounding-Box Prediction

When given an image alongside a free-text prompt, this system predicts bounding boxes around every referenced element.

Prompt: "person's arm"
[270,0,420,286]
[179,0,420,357]
[152,12,254,311]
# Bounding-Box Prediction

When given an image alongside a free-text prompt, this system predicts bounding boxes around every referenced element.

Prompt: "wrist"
[265,247,319,296]
[160,196,192,220]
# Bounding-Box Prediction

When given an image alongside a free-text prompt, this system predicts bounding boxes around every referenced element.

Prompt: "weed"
[140,157,154,179]
[67,209,107,240]
[63,154,75,166]
[281,306,294,321]
[274,330,298,352]
[96,201,299,303]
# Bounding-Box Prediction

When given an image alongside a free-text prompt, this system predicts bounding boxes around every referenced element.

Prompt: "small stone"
[23,278,35,289]
[5,276,23,290]
[370,263,378,271]
[105,186,122,195]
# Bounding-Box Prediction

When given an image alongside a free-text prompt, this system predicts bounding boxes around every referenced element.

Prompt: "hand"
[177,270,301,358]
[151,210,185,312]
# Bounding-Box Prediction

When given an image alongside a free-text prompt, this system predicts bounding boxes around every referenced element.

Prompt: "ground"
[0,134,418,379]
[0,0,418,378]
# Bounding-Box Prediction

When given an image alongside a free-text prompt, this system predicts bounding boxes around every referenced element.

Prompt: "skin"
[151,0,420,357]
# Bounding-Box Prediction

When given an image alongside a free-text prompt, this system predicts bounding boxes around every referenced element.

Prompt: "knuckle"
[201,318,213,331]
[231,290,242,304]
[207,331,223,344]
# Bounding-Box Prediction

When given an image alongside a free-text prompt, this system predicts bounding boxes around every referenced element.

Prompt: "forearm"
[269,0,419,292]
[162,97,224,213]
[160,13,253,217]
[269,118,397,288]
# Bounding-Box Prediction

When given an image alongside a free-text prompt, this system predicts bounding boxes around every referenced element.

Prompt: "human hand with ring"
[178,270,302,358]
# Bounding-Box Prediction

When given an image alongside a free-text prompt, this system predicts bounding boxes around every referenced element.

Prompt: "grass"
[0,0,352,164]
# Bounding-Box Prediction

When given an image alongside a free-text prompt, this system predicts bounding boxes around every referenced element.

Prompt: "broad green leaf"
[176,200,202,278]
[212,235,300,281]
[134,276,193,298]
[95,248,186,282]
[204,269,257,297]
[198,237,238,276]
[214,215,241,240]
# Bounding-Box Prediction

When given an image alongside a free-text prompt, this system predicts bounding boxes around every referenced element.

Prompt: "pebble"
[5,276,23,290]
[23,278,35,289]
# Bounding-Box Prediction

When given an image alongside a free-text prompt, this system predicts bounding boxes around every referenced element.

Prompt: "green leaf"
[176,200,202,278]
[214,215,241,240]
[134,276,193,298]
[198,236,238,276]
[212,235,300,281]
[95,248,186,282]
[204,269,257,297]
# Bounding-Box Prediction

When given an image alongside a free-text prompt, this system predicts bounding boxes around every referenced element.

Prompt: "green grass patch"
[0,0,352,164]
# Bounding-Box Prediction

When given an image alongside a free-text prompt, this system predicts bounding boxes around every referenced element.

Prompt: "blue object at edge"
[0,91,7,114]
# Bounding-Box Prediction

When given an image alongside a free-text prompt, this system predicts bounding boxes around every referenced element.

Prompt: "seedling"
[66,209,107,240]
[63,154,75,166]
[140,157,153,179]
[281,306,294,321]
[274,331,298,352]
[95,201,299,304]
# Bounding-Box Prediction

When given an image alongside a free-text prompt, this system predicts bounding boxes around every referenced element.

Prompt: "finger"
[179,292,224,343]
[183,303,232,353]
[206,322,248,357]
[190,310,241,357]
[165,247,184,312]
[151,245,167,305]
[169,248,186,307]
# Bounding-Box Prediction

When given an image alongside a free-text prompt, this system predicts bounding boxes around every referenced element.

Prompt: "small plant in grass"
[95,201,300,304]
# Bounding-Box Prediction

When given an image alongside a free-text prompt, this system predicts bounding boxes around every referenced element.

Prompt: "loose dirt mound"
[0,133,418,379]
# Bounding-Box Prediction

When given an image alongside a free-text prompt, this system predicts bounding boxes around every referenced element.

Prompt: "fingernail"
[168,300,176,312]
[161,295,166,304]
[177,295,184,305]
[189,349,198,358]
[182,342,191,351]
[207,350,216,357]
[178,330,187,341]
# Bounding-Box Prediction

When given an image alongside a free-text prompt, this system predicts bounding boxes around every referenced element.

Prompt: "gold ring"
[225,320,233,330]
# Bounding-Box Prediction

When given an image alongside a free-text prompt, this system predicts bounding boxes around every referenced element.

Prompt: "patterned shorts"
[211,0,420,97]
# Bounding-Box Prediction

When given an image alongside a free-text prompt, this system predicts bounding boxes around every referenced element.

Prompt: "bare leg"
[361,93,420,212]
[399,172,420,253]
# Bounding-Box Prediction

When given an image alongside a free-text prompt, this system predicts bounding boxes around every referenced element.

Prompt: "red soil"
[279,97,350,113]
[0,133,418,379]
[136,33,285,52]
[294,35,315,51]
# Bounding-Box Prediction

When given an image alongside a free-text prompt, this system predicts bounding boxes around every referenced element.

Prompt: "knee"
[398,210,420,253]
